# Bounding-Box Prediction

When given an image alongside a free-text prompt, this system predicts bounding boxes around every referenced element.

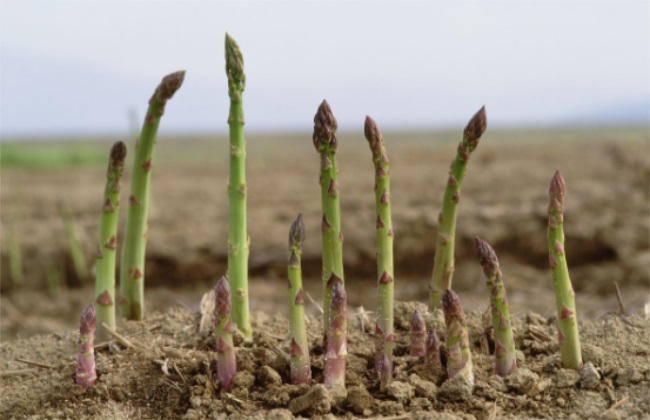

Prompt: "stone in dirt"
[437,375,472,402]
[346,385,374,415]
[257,365,282,389]
[288,384,331,415]
[386,380,415,401]
[408,374,437,400]
[580,362,600,390]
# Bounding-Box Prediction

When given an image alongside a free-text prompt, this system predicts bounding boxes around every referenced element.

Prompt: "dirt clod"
[258,365,282,389]
[288,384,331,415]
[580,362,600,389]
[346,385,374,414]
[556,368,581,388]
[437,375,473,402]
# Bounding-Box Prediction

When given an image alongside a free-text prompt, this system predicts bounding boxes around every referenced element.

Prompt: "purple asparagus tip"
[410,309,427,358]
[475,236,499,278]
[76,304,97,387]
[289,213,305,249]
[549,170,566,210]
[215,276,232,318]
[313,100,338,152]
[463,105,487,150]
[425,329,442,367]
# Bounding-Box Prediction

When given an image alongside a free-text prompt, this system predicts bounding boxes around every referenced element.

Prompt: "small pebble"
[437,375,472,402]
[580,362,600,389]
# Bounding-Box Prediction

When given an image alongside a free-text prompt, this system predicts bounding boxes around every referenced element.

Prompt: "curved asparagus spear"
[425,329,442,368]
[548,170,582,369]
[313,100,345,345]
[364,116,395,389]
[76,304,97,387]
[95,142,126,343]
[430,107,487,310]
[288,214,311,385]
[225,33,252,339]
[215,276,237,390]
[410,309,426,358]
[475,237,517,377]
[324,278,347,388]
[120,70,185,320]
[442,289,473,388]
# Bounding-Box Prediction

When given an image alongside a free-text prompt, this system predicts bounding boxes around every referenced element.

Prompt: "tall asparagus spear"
[324,279,347,389]
[225,33,252,339]
[95,142,126,343]
[287,214,311,385]
[475,237,517,377]
[215,276,237,391]
[430,107,487,310]
[410,309,427,358]
[119,70,185,320]
[364,116,395,389]
[76,304,97,387]
[548,170,582,369]
[59,201,88,283]
[442,289,474,388]
[313,100,345,345]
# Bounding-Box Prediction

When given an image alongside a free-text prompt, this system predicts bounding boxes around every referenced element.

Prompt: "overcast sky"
[1,1,649,137]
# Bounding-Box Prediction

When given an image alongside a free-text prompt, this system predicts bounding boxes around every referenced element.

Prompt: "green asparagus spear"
[548,170,582,369]
[475,237,517,376]
[119,70,185,320]
[442,289,474,388]
[288,214,311,385]
[225,33,252,339]
[364,116,395,389]
[215,276,237,390]
[313,100,345,346]
[430,107,487,310]
[95,142,126,343]
[324,279,347,389]
[59,201,88,284]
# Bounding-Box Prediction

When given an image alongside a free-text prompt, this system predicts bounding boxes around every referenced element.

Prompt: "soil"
[1,128,649,418]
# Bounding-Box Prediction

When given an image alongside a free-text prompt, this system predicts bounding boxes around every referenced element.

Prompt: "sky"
[1,1,649,137]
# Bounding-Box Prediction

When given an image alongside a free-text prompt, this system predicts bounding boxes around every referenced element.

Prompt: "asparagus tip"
[475,236,498,276]
[464,105,487,149]
[289,213,305,249]
[411,309,425,330]
[313,100,338,152]
[110,141,127,167]
[156,70,186,102]
[225,33,245,84]
[215,276,232,317]
[549,170,566,200]
[80,303,96,335]
[442,289,461,316]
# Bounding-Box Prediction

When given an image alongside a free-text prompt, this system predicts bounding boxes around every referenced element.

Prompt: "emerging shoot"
[410,309,426,358]
[442,289,474,388]
[215,276,237,391]
[76,304,97,387]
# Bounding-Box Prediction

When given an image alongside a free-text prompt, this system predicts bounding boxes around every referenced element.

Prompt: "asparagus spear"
[59,201,88,283]
[430,107,487,310]
[225,33,252,339]
[313,100,345,346]
[324,279,347,389]
[95,142,126,343]
[475,237,517,377]
[119,70,185,320]
[76,304,97,387]
[364,116,395,389]
[215,276,237,391]
[425,329,442,368]
[548,170,582,369]
[287,214,311,385]
[410,309,426,358]
[7,199,23,287]
[442,289,474,387]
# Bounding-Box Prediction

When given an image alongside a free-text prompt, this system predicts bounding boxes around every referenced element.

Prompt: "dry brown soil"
[1,128,649,418]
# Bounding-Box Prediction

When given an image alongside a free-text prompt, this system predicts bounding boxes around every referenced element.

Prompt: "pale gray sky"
[1,1,649,136]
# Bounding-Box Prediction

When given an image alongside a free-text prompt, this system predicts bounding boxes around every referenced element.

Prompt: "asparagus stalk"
[7,200,23,286]
[119,70,185,320]
[94,142,126,343]
[475,237,517,377]
[287,214,311,385]
[548,170,582,369]
[442,289,474,387]
[59,201,88,283]
[324,278,347,389]
[45,260,61,298]
[425,329,442,368]
[364,116,395,389]
[313,100,345,346]
[215,276,237,391]
[76,304,97,387]
[430,107,487,310]
[225,33,252,339]
[410,309,426,358]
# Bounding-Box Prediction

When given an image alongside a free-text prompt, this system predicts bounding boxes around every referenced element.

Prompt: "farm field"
[1,127,649,418]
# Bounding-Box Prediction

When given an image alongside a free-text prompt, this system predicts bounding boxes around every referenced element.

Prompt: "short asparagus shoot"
[76,304,97,387]
[425,329,442,368]
[120,70,185,320]
[324,279,347,389]
[410,309,426,358]
[225,33,252,339]
[59,201,88,283]
[548,170,582,369]
[95,142,126,343]
[313,100,345,345]
[430,107,487,310]
[475,237,517,376]
[287,214,311,385]
[215,276,237,391]
[364,116,395,389]
[442,289,474,388]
